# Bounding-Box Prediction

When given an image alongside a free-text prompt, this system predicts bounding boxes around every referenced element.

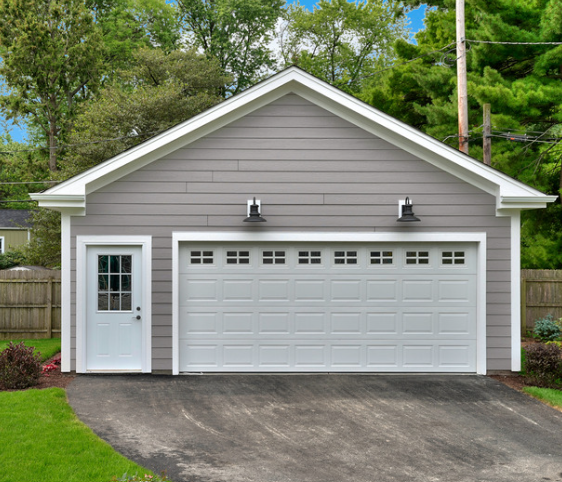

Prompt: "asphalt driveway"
[67,375,562,482]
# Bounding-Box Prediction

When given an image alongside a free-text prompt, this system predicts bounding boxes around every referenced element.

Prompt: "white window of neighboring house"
[0,237,4,254]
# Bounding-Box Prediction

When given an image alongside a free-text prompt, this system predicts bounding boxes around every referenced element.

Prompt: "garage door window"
[298,251,322,264]
[226,251,250,264]
[370,251,393,265]
[190,251,214,264]
[442,251,465,265]
[334,251,358,265]
[406,251,429,265]
[263,251,286,265]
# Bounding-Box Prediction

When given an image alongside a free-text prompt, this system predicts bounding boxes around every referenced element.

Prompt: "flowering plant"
[41,353,61,377]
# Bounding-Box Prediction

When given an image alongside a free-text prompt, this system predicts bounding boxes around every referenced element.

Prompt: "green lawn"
[1,338,61,361]
[0,388,157,482]
[522,386,562,410]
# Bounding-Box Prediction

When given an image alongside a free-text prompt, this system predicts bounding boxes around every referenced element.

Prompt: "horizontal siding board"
[206,215,511,228]
[326,193,497,204]
[145,160,239,171]
[189,137,395,151]
[186,182,483,194]
[170,148,420,161]
[207,127,374,139]
[125,171,213,182]
[240,160,436,172]
[211,171,462,184]
[229,115,358,129]
[245,104,339,117]
[87,193,325,205]
[101,182,188,193]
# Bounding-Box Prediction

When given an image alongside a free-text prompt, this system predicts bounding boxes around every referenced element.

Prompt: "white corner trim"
[172,238,180,375]
[511,212,522,372]
[76,235,152,374]
[171,231,487,375]
[61,214,71,372]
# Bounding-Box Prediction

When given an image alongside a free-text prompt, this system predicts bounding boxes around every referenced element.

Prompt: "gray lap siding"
[70,94,511,372]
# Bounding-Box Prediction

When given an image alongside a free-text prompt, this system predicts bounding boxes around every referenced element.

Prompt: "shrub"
[0,342,43,389]
[533,314,561,341]
[524,343,562,388]
[0,250,25,270]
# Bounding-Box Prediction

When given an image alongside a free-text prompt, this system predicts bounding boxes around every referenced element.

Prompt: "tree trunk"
[48,127,58,172]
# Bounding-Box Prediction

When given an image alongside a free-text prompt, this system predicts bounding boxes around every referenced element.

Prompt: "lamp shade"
[244,197,266,222]
[397,197,420,222]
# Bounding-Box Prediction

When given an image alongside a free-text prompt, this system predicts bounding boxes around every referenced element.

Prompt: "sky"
[2,2,427,144]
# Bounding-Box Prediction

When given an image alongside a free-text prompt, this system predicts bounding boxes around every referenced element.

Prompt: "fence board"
[0,270,61,340]
[521,270,562,334]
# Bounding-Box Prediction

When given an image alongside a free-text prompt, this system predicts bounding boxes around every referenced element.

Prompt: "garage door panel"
[179,243,478,372]
[366,280,398,301]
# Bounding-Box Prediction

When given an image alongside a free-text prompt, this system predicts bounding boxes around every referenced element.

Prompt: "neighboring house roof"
[0,209,32,229]
[31,67,557,214]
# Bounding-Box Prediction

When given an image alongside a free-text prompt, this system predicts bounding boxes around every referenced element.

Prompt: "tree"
[0,134,51,207]
[279,0,408,94]
[361,0,562,268]
[87,0,182,68]
[65,47,229,175]
[177,0,285,96]
[0,0,106,172]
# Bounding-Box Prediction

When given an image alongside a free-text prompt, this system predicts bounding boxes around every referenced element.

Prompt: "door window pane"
[97,255,133,311]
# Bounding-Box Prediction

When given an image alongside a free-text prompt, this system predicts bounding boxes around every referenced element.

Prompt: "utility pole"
[483,103,491,166]
[456,0,469,154]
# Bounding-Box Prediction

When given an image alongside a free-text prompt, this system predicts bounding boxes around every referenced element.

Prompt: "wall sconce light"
[244,197,267,222]
[397,197,420,222]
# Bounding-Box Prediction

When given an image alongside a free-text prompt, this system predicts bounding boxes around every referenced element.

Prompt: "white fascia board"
[30,193,86,214]
[35,67,554,208]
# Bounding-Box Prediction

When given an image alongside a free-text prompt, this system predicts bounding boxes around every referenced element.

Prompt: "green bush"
[524,343,562,388]
[0,342,43,389]
[533,314,561,341]
[0,250,25,270]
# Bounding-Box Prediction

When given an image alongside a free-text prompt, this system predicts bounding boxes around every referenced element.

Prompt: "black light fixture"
[397,197,420,222]
[244,197,266,222]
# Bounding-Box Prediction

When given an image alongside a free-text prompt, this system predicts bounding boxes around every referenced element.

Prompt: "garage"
[176,241,478,373]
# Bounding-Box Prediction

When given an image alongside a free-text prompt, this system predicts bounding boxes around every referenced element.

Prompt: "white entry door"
[86,246,143,371]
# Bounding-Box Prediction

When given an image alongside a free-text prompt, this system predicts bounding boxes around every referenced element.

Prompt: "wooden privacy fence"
[521,269,562,334]
[0,270,61,340]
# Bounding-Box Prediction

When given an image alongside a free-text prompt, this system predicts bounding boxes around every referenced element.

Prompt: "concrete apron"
[67,374,562,482]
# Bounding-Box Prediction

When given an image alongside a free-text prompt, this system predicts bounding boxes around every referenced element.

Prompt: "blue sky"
[2,2,426,144]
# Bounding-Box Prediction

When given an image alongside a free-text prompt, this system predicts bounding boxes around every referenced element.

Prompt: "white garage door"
[178,243,477,372]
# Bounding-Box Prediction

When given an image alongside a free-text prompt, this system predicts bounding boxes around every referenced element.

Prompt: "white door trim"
[172,231,487,375]
[76,235,152,373]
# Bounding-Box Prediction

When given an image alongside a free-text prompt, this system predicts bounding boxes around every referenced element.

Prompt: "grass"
[1,338,61,361]
[522,386,562,410]
[0,388,157,482]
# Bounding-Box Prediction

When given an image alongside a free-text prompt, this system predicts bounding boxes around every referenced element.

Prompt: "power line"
[0,181,60,185]
[0,130,162,155]
[466,39,562,45]
[334,42,457,87]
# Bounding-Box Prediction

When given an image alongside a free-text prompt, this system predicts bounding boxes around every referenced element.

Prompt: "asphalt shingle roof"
[0,209,32,228]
